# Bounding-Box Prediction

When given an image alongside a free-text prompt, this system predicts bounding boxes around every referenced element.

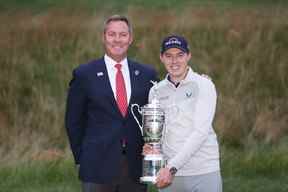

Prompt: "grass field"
[1,0,287,11]
[1,144,288,192]
[0,0,288,191]
[1,3,287,158]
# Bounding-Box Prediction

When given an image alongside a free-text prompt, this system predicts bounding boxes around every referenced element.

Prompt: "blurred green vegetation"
[1,5,288,161]
[1,143,288,192]
[0,3,287,192]
[1,0,287,12]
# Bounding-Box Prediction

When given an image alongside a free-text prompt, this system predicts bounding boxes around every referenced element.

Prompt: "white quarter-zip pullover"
[149,67,220,176]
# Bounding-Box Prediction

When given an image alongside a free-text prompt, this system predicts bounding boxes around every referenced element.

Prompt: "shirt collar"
[167,75,180,88]
[104,54,128,71]
[164,67,195,87]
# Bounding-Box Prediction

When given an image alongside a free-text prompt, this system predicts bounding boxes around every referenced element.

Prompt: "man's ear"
[159,54,164,63]
[187,52,192,61]
[129,34,133,45]
[102,32,105,43]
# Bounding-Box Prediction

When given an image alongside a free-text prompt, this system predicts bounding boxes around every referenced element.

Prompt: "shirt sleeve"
[167,80,217,170]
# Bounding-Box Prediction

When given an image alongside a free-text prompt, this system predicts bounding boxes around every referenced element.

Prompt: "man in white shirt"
[66,15,158,192]
[143,35,222,192]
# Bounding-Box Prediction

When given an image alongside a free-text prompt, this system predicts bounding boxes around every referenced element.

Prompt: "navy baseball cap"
[161,35,189,54]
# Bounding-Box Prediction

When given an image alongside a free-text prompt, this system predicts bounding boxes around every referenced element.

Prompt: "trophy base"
[140,176,157,184]
[141,154,166,184]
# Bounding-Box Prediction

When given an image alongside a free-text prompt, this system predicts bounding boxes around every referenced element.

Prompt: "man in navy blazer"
[65,15,158,192]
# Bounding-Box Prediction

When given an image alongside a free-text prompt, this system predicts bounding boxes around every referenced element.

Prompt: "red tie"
[115,64,128,117]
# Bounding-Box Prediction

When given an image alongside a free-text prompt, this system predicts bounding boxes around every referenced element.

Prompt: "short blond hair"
[103,15,132,34]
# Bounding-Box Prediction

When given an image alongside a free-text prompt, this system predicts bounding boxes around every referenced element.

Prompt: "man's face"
[103,21,133,62]
[160,48,191,82]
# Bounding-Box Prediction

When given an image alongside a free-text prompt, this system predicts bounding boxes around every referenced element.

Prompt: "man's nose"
[171,56,178,63]
[113,34,122,41]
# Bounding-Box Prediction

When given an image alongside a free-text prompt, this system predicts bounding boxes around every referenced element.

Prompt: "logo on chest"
[158,95,169,101]
[186,91,193,98]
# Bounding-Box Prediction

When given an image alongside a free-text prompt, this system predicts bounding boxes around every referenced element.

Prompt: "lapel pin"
[134,70,140,76]
[97,72,104,77]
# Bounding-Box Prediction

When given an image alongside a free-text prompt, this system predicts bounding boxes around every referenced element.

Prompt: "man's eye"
[120,33,128,37]
[107,32,115,36]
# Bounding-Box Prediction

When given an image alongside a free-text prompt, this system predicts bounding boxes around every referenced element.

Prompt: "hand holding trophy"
[131,82,166,184]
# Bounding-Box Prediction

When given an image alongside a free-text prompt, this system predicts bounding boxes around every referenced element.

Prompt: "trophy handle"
[131,104,143,135]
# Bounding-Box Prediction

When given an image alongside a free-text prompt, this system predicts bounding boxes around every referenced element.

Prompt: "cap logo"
[165,37,181,46]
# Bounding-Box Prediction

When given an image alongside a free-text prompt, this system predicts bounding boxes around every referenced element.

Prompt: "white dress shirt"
[104,54,131,103]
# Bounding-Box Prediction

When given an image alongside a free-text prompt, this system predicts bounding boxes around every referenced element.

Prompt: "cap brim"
[161,45,189,54]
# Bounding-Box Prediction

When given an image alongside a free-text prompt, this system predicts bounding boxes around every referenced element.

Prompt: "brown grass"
[0,7,287,163]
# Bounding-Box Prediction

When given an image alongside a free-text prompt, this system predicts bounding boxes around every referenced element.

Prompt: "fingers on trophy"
[131,81,166,184]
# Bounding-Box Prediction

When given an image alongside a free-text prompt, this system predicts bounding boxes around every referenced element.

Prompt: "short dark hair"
[103,15,132,34]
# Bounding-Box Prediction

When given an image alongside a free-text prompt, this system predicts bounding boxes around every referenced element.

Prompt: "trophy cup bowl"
[131,98,166,184]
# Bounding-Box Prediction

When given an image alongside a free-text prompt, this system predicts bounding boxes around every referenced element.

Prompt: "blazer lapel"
[128,60,140,108]
[95,58,122,118]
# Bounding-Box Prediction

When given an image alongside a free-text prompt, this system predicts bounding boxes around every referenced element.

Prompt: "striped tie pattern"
[115,64,128,117]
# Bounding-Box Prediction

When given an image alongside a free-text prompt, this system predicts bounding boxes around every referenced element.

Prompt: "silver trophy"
[131,83,166,183]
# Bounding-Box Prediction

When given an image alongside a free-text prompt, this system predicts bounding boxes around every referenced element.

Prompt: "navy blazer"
[65,57,158,183]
